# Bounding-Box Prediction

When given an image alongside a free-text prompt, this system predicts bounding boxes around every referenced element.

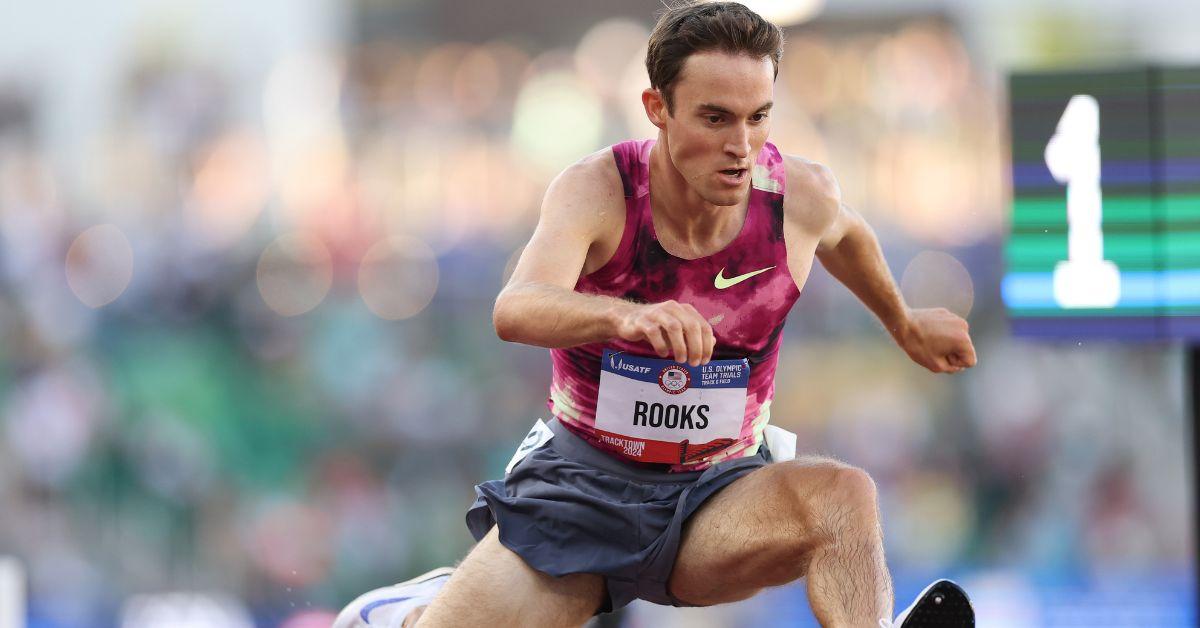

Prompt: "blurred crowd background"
[0,0,1197,626]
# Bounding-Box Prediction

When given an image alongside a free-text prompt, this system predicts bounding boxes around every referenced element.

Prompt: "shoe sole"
[900,580,974,628]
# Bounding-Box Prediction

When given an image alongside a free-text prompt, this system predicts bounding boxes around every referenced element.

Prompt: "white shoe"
[333,567,454,628]
[881,579,974,628]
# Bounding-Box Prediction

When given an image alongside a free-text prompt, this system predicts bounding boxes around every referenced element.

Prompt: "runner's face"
[658,52,774,207]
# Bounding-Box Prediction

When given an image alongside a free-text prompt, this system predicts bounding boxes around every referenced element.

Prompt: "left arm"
[788,159,976,373]
[815,203,908,339]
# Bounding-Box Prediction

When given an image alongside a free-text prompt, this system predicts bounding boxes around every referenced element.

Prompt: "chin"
[705,187,748,207]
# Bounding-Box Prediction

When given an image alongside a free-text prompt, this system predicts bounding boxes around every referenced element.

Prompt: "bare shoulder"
[542,146,625,228]
[780,154,841,236]
[535,147,627,274]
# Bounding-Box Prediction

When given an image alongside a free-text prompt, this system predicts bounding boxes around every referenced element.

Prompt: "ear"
[642,88,668,130]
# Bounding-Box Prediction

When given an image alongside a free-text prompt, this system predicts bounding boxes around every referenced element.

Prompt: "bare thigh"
[667,456,874,605]
[416,527,606,628]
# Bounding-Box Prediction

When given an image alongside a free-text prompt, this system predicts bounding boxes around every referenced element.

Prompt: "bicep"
[815,202,863,253]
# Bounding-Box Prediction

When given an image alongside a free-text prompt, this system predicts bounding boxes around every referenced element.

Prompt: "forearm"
[493,282,636,348]
[816,219,911,339]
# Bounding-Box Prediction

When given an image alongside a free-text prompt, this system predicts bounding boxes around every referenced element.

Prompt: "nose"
[724,123,750,161]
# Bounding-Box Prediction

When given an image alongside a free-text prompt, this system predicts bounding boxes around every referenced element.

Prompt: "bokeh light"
[188,132,269,249]
[357,236,439,320]
[348,41,418,113]
[470,41,533,124]
[119,593,254,628]
[244,499,333,587]
[442,139,539,239]
[619,45,659,139]
[0,153,64,280]
[453,46,503,118]
[263,52,349,226]
[874,22,971,114]
[65,224,134,308]
[732,0,825,27]
[899,250,975,318]
[3,361,107,488]
[391,127,453,242]
[575,19,649,101]
[278,610,339,628]
[263,52,342,141]
[511,71,603,173]
[872,132,991,246]
[256,233,333,316]
[779,35,838,116]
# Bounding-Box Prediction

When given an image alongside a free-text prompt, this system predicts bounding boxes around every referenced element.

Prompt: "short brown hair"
[645,2,784,113]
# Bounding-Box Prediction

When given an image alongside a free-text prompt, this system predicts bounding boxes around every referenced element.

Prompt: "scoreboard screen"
[1004,66,1200,339]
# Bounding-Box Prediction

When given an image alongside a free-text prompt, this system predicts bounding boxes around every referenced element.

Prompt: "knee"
[782,460,880,537]
[743,462,880,586]
[829,464,879,516]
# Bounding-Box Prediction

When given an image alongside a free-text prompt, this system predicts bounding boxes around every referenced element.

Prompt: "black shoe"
[889,579,974,627]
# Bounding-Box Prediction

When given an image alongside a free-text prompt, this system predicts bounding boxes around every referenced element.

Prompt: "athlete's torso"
[548,139,802,471]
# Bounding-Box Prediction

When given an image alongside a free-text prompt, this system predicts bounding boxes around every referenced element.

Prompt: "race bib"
[594,349,749,464]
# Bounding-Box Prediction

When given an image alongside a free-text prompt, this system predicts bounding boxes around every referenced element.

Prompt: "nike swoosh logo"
[361,596,414,623]
[714,265,776,289]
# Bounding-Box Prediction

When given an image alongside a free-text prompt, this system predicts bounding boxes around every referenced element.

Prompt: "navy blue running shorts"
[465,418,771,612]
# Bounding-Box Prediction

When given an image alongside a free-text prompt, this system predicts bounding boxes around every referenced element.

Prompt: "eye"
[705,114,723,124]
[751,112,769,123]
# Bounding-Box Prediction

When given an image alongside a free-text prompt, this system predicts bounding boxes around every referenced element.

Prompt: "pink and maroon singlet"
[548,139,801,472]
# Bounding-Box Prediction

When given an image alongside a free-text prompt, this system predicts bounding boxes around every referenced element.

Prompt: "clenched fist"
[894,308,977,374]
[614,300,715,366]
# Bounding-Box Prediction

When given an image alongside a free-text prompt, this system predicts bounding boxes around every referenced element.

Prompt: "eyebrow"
[696,102,774,115]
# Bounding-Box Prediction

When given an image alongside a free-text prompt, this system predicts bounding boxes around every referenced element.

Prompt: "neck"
[647,135,745,245]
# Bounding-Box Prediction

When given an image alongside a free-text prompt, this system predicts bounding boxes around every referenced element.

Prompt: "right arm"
[493,151,715,366]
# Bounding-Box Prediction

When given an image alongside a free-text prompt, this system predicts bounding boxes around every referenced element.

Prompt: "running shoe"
[333,567,454,628]
[882,579,974,628]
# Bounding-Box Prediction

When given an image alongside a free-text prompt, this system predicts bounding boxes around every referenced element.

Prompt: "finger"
[932,356,953,373]
[643,326,670,358]
[678,304,708,366]
[683,320,705,366]
[701,322,715,364]
[962,342,978,367]
[949,345,976,369]
[663,320,688,363]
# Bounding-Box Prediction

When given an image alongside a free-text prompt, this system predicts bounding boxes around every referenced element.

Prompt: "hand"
[894,308,977,374]
[614,300,715,366]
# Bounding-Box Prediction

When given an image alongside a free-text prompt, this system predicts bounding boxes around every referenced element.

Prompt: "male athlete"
[337,2,977,626]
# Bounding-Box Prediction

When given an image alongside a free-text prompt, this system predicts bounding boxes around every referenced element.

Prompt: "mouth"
[717,168,748,186]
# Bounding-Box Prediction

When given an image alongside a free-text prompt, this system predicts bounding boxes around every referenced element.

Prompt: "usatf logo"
[611,355,652,375]
[658,365,691,394]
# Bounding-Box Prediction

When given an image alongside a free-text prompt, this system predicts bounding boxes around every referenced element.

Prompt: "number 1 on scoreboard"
[1044,94,1121,308]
